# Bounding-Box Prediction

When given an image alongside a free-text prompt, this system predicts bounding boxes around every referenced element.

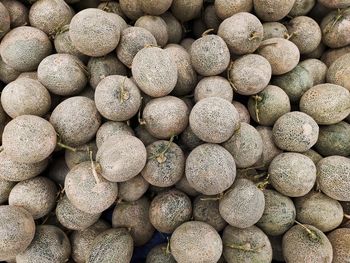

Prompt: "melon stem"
[57,142,77,152]
[225,242,264,252]
[200,193,223,201]
[202,28,214,36]
[89,150,101,184]
[295,220,319,242]
[138,97,146,125]
[227,61,237,91]
[256,174,270,190]
[248,31,260,41]
[252,95,262,123]
[119,77,130,103]
[148,135,176,163]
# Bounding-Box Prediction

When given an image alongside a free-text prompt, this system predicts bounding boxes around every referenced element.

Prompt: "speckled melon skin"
[88,54,127,89]
[135,16,168,47]
[112,197,155,246]
[321,46,350,67]
[9,176,57,220]
[257,38,300,75]
[294,191,344,232]
[0,56,20,84]
[149,189,192,233]
[315,121,350,156]
[170,0,203,22]
[2,115,57,164]
[96,121,134,148]
[118,175,149,202]
[272,111,319,152]
[70,220,110,263]
[321,8,350,48]
[146,244,176,263]
[170,221,223,263]
[272,65,313,103]
[49,96,101,146]
[269,152,317,197]
[218,12,263,55]
[248,85,291,126]
[287,16,322,54]
[0,26,52,72]
[0,206,36,261]
[219,178,265,228]
[38,53,87,96]
[87,228,134,263]
[132,47,178,97]
[262,22,288,40]
[16,225,71,263]
[222,123,263,169]
[94,75,142,122]
[327,53,350,91]
[193,194,227,232]
[257,189,296,236]
[0,151,48,182]
[0,179,15,204]
[1,78,51,118]
[186,143,236,195]
[56,195,101,231]
[190,35,230,76]
[228,54,271,95]
[300,58,327,85]
[289,0,316,16]
[300,83,350,125]
[69,8,122,57]
[190,97,239,143]
[0,2,10,39]
[282,224,333,263]
[317,156,350,201]
[222,225,273,263]
[142,140,184,187]
[143,96,189,139]
[1,0,28,28]
[253,0,296,22]
[327,228,350,263]
[194,76,232,102]
[29,0,74,35]
[165,44,197,96]
[215,0,253,20]
[65,161,119,214]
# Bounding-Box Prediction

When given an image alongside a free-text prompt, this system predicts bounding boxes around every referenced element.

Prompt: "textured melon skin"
[0,26,52,72]
[269,152,317,197]
[149,189,192,233]
[300,84,350,125]
[282,224,333,263]
[9,176,57,220]
[170,221,223,263]
[186,143,236,195]
[219,179,265,228]
[295,191,344,232]
[87,228,134,263]
[222,225,273,263]
[112,197,155,246]
[0,206,36,261]
[317,156,350,201]
[16,225,71,263]
[29,0,74,35]
[253,0,296,22]
[70,220,110,263]
[2,115,56,164]
[69,8,122,57]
